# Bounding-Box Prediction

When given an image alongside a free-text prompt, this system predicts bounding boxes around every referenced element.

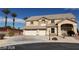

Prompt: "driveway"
[0,35,79,48]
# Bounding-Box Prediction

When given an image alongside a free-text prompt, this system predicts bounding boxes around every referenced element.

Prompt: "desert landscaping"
[0,8,79,50]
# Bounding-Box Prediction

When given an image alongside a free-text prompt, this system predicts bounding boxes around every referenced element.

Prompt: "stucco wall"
[26,19,52,27]
[55,19,61,24]
[26,19,61,27]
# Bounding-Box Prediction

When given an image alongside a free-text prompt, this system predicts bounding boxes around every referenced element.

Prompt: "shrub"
[0,34,5,39]
[52,37,58,40]
[8,30,15,36]
[62,32,66,38]
[67,31,75,36]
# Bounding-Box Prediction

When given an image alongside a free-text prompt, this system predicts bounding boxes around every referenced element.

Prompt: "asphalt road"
[1,42,79,50]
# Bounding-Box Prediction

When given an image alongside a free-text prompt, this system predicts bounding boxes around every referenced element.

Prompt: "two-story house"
[23,13,77,36]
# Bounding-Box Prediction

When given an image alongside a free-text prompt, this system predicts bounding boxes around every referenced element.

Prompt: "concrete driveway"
[0,35,79,47]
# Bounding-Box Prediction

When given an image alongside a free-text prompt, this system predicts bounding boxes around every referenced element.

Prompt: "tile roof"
[26,13,76,21]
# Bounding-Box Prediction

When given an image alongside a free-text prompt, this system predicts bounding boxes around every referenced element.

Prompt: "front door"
[51,28,55,33]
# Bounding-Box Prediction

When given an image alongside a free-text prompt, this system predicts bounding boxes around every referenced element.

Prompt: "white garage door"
[38,30,46,35]
[23,30,37,35]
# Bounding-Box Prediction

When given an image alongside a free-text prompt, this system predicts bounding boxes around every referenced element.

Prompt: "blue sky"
[0,8,79,29]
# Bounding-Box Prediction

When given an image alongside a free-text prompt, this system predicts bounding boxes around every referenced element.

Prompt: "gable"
[56,19,77,24]
[56,19,77,25]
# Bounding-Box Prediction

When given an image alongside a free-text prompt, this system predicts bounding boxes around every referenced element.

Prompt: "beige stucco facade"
[23,13,77,36]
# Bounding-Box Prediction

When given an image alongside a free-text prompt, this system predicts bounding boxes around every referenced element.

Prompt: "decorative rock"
[52,37,58,40]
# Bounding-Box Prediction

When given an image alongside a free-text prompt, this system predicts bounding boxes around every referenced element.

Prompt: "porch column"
[47,28,51,35]
[55,27,57,35]
[58,24,62,36]
[45,28,47,36]
[73,24,77,34]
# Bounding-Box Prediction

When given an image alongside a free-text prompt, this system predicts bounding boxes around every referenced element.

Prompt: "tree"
[2,8,10,27]
[23,17,28,28]
[6,26,12,29]
[11,13,17,29]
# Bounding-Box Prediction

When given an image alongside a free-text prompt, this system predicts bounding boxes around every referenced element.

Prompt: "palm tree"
[23,17,27,20]
[11,13,17,29]
[2,8,10,27]
[23,17,28,26]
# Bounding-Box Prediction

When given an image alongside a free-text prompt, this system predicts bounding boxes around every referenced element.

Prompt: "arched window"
[61,24,73,31]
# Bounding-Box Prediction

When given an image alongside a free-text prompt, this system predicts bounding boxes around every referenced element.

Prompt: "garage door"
[23,30,37,35]
[38,30,46,35]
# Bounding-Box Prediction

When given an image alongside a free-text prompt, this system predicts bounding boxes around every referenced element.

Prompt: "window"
[42,19,45,22]
[41,17,46,23]
[51,28,54,33]
[61,24,73,31]
[31,21,33,24]
[42,18,45,22]
[51,19,54,23]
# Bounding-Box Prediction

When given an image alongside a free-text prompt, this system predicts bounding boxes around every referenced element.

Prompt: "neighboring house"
[8,28,23,35]
[0,27,8,34]
[23,13,77,36]
[0,27,23,35]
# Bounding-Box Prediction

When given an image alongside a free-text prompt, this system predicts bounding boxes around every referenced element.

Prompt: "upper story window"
[41,17,46,23]
[30,21,33,24]
[51,19,55,23]
[42,19,45,22]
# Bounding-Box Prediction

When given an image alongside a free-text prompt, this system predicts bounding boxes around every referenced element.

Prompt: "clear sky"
[0,8,79,29]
